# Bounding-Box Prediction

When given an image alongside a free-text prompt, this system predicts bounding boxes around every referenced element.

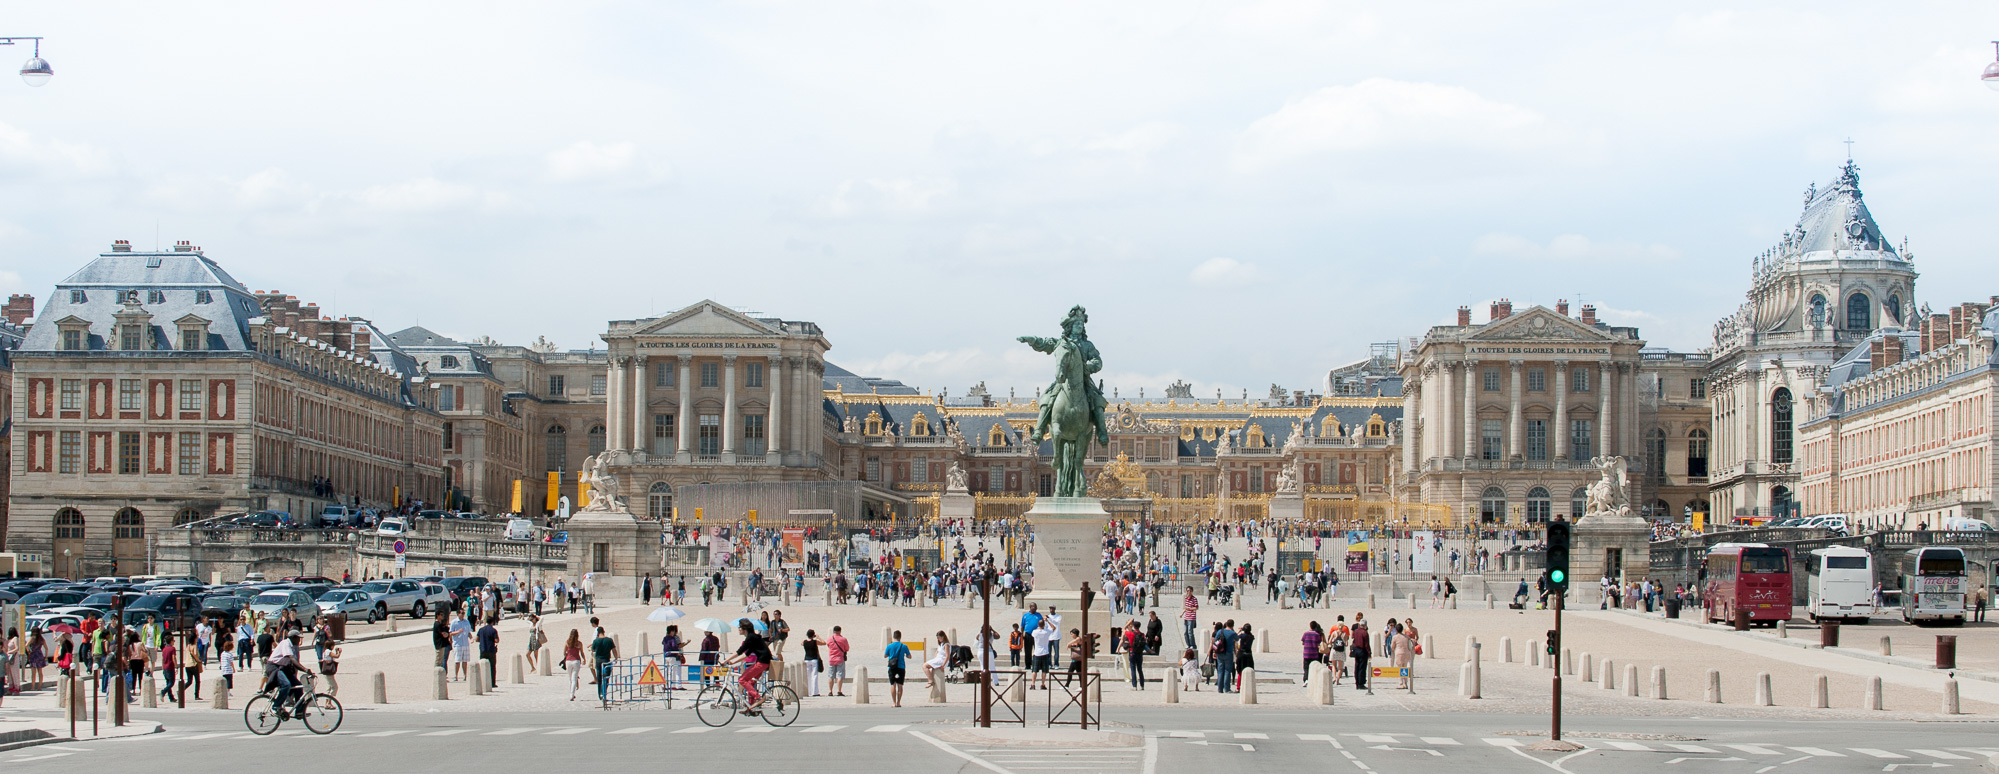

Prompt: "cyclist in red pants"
[722,619,774,712]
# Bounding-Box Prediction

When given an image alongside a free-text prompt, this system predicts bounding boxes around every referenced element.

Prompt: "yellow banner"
[511,480,523,514]
[393,485,401,507]
[1691,512,1705,532]
[546,472,560,512]
[578,474,591,509]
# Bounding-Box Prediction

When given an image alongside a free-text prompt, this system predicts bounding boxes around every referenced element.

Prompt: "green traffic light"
[1550,569,1566,583]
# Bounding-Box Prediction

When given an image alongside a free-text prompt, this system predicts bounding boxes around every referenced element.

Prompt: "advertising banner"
[709,526,736,568]
[781,527,807,569]
[1412,530,1436,572]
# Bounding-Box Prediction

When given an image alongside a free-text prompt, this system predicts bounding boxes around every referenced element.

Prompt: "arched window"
[1367,415,1386,437]
[1846,293,1871,331]
[1770,485,1793,519]
[1645,428,1667,482]
[864,411,882,436]
[1321,420,1341,437]
[648,482,673,521]
[53,507,85,539]
[911,413,931,436]
[1686,499,1710,520]
[989,424,1008,446]
[1808,294,1827,327]
[53,507,85,578]
[1687,429,1709,478]
[114,507,145,540]
[1770,388,1794,465]
[172,508,203,527]
[1480,487,1507,524]
[1570,487,1587,520]
[545,425,567,472]
[1651,499,1670,520]
[1526,487,1551,523]
[587,424,606,455]
[1886,293,1903,325]
[1246,425,1265,448]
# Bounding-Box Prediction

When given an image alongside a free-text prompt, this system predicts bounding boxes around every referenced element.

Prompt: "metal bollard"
[1239,668,1257,704]
[1865,676,1884,710]
[373,671,388,704]
[1812,674,1828,708]
[1652,666,1667,700]
[1705,670,1721,703]
[1755,672,1773,706]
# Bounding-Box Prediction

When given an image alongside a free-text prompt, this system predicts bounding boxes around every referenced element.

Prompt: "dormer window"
[121,290,140,304]
[195,290,212,304]
[177,315,210,351]
[911,413,931,436]
[69,289,85,304]
[120,326,143,350]
[61,328,82,350]
[864,411,883,436]
[147,290,165,304]
[440,355,461,369]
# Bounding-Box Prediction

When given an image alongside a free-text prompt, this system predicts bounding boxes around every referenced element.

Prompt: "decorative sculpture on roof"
[579,453,625,513]
[842,414,859,434]
[1214,429,1233,456]
[1164,379,1194,399]
[1017,305,1110,498]
[1284,422,1305,451]
[945,420,968,453]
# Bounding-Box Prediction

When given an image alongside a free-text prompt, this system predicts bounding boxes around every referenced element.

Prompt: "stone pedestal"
[563,505,657,599]
[1573,510,1650,594]
[1268,493,1304,521]
[940,490,975,523]
[1025,497,1110,644]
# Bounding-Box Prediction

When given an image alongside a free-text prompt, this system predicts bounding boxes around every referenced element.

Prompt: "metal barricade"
[600,656,720,708]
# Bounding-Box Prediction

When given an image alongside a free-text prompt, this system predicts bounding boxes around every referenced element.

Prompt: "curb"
[1598,608,1999,684]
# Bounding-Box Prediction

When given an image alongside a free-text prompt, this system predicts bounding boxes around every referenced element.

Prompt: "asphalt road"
[7,705,1995,774]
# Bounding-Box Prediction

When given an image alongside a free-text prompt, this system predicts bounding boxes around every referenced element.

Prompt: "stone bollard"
[1581,652,1594,682]
[1164,671,1180,703]
[854,667,871,704]
[1088,675,1102,704]
[1367,593,1376,609]
[435,666,450,700]
[1563,649,1574,676]
[1449,595,1458,610]
[143,673,159,708]
[1530,641,1541,667]
[213,677,231,709]
[640,637,650,656]
[512,654,526,684]
[540,649,553,676]
[1776,620,1787,639]
[56,675,67,709]
[1755,672,1773,706]
[1468,646,1482,699]
[1500,637,1513,663]
[1009,676,1026,704]
[917,592,926,608]
[1942,678,1960,715]
[927,670,946,703]
[1486,593,1495,610]
[1812,675,1829,709]
[373,671,388,704]
[471,662,486,696]
[1880,636,1892,656]
[614,634,623,653]
[1280,595,1290,610]
[965,593,974,609]
[1704,670,1721,704]
[1862,676,1883,710]
[1600,659,1616,691]
[1652,666,1667,700]
[1462,636,1474,662]
[825,586,833,607]
[1261,632,1271,653]
[1407,595,1416,609]
[1459,662,1473,696]
[882,627,893,653]
[1624,664,1638,697]
[870,591,878,607]
[388,617,398,633]
[1234,593,1243,611]
[950,629,960,652]
[1239,668,1257,704]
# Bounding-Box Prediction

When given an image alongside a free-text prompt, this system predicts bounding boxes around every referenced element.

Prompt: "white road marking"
[866,724,910,733]
[1356,734,1398,743]
[800,725,847,733]
[1911,750,1969,760]
[1848,749,1905,759]
[1421,737,1461,745]
[1723,744,1783,755]
[482,727,543,735]
[670,727,712,734]
[357,730,415,738]
[1234,732,1267,739]
[544,727,596,735]
[1298,734,1334,741]
[606,727,658,734]
[736,727,776,733]
[1165,731,1204,739]
[11,753,72,762]
[1668,744,1716,753]
[1788,747,1843,757]
[1484,738,1522,747]
[1606,741,1652,751]
[420,729,474,736]
[179,732,241,740]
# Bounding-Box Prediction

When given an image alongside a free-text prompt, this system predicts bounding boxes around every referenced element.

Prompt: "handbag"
[319,659,339,675]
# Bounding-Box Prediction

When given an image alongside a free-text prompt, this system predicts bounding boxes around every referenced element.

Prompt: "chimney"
[330,318,353,352]
[111,240,131,253]
[1949,306,1964,342]
[1487,301,1501,322]
[172,240,194,253]
[1497,299,1514,319]
[1557,299,1570,317]
[3,294,33,325]
[1869,337,1885,371]
[1883,334,1904,366]
[1580,305,1598,325]
[1457,306,1471,326]
[352,324,372,358]
[1927,313,1950,353]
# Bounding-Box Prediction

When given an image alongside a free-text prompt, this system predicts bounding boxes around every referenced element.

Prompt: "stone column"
[607,357,625,451]
[1401,376,1419,474]
[1597,361,1613,460]
[768,355,783,456]
[1553,361,1570,461]
[722,354,739,457]
[1507,360,1524,459]
[1462,358,1479,458]
[631,354,647,456]
[1622,363,1639,458]
[676,355,693,458]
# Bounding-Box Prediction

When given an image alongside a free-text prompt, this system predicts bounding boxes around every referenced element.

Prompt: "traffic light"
[1087,632,1103,658]
[1545,631,1557,654]
[1545,520,1571,594]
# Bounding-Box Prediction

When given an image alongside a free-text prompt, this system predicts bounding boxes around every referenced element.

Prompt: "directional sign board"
[1371,666,1411,678]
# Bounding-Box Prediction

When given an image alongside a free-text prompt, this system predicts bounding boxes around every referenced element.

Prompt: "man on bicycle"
[265,630,309,712]
[721,619,773,714]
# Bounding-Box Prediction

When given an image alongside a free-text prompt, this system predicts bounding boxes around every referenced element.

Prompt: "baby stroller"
[945,645,975,682]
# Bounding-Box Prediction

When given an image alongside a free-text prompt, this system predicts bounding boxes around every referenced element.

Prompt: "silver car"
[316,589,383,623]
[247,589,320,627]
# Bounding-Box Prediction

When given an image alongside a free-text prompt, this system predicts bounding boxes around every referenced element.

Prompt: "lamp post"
[0,37,51,86]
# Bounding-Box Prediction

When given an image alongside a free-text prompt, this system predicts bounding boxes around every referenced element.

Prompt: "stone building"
[1400,299,1710,525]
[389,327,528,514]
[5,242,447,577]
[1797,300,1998,527]
[1706,161,1919,523]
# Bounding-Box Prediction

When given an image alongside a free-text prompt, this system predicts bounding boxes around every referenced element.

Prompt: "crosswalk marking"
[1297,734,1334,741]
[1668,744,1716,753]
[482,728,543,735]
[1605,741,1652,751]
[180,732,240,740]
[865,725,909,733]
[1483,738,1522,748]
[1356,734,1398,743]
[606,727,658,735]
[357,730,415,738]
[1724,744,1781,755]
[545,728,597,735]
[801,726,847,733]
[1166,731,1205,739]
[736,727,776,733]
[1911,750,1969,760]
[1789,747,1843,757]
[1848,749,1905,759]
[1235,733,1268,740]
[421,729,474,736]
[670,727,712,734]
[1422,737,1461,746]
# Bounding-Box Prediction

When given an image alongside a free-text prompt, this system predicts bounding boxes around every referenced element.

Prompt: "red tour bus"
[1701,543,1793,626]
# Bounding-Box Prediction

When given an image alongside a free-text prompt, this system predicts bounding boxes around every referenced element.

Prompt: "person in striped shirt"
[1181,586,1200,649]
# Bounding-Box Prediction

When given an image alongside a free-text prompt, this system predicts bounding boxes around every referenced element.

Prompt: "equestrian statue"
[1018,305,1110,498]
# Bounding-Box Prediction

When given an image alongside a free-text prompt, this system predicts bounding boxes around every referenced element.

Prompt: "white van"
[376,517,410,537]
[504,518,538,541]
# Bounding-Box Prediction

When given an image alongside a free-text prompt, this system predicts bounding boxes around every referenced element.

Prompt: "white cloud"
[1233,78,1546,170]
[819,177,954,217]
[1081,122,1181,157]
[234,169,317,210]
[1472,233,1680,263]
[1189,257,1261,286]
[353,177,506,213]
[0,122,113,176]
[545,140,666,185]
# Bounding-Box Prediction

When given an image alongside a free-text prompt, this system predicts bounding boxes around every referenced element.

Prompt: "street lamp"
[0,37,51,86]
[1985,42,1999,91]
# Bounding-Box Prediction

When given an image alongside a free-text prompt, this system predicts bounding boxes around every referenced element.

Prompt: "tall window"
[1570,487,1587,520]
[697,414,721,455]
[118,431,141,474]
[119,379,142,411]
[172,508,202,526]
[1480,419,1503,460]
[195,290,212,304]
[58,431,81,473]
[114,508,145,540]
[911,454,928,482]
[742,414,766,455]
[1483,368,1500,391]
[61,329,82,351]
[1527,368,1546,391]
[654,362,674,387]
[1480,487,1506,523]
[1525,419,1547,461]
[180,380,202,411]
[547,375,566,396]
[59,379,81,411]
[648,482,673,520]
[1571,368,1591,393]
[865,457,881,482]
[1570,419,1593,460]
[1690,378,1706,399]
[1770,388,1794,464]
[653,414,675,452]
[181,327,203,351]
[1645,428,1667,482]
[178,432,201,475]
[587,425,606,455]
[590,375,607,396]
[1687,429,1709,477]
[700,362,719,388]
[53,508,85,539]
[544,425,567,472]
[746,361,764,388]
[442,422,455,451]
[1526,487,1551,523]
[1845,294,1870,331]
[1887,293,1903,324]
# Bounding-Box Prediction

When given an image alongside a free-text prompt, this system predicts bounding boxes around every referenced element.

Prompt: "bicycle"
[244,671,343,735]
[691,666,800,728]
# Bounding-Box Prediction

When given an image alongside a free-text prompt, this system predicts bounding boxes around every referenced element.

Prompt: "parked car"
[16,589,87,612]
[200,594,250,623]
[438,576,491,609]
[376,517,410,537]
[76,591,144,613]
[416,510,449,520]
[316,589,382,623]
[231,511,283,528]
[504,518,538,541]
[359,578,450,618]
[320,505,355,528]
[122,593,203,629]
[247,589,320,626]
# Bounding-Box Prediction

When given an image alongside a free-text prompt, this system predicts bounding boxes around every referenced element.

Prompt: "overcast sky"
[2,3,1996,399]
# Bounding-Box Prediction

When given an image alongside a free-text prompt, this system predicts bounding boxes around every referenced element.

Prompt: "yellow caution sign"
[637,660,668,686]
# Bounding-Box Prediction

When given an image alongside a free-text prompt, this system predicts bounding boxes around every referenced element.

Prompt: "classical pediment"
[631,300,779,338]
[1467,307,1613,342]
